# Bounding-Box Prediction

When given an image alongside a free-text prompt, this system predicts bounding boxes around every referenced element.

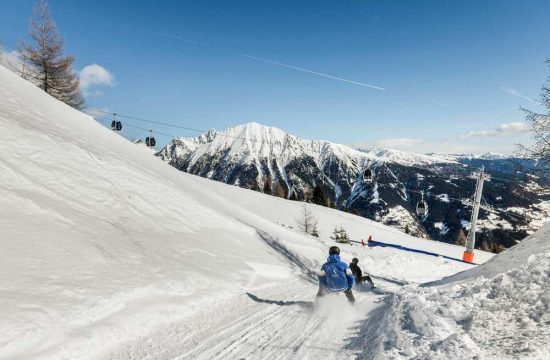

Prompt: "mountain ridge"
[158,122,549,251]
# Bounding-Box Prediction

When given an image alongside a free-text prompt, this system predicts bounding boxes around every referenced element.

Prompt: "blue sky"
[1,0,549,154]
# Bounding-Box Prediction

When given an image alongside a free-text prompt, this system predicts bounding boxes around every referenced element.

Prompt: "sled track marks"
[178,290,321,360]
[103,284,391,360]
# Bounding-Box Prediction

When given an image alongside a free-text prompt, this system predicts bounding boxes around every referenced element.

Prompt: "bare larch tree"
[297,203,319,236]
[519,59,550,173]
[19,0,84,109]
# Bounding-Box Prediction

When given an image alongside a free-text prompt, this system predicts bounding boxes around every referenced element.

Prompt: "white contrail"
[234,52,386,91]
[154,31,385,91]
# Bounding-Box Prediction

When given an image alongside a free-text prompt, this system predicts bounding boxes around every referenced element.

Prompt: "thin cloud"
[461,122,530,139]
[359,123,531,154]
[154,31,385,91]
[155,31,200,45]
[500,87,537,103]
[372,137,425,148]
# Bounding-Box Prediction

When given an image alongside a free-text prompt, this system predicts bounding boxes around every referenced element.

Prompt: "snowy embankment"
[0,64,545,360]
[365,224,550,360]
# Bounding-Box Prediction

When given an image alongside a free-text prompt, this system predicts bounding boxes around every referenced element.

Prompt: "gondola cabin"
[111,120,122,131]
[416,200,428,217]
[145,136,156,147]
[145,130,156,147]
[363,168,373,182]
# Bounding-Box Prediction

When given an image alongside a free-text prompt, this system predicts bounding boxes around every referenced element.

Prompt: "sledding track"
[104,231,399,360]
[179,291,320,359]
[104,283,390,360]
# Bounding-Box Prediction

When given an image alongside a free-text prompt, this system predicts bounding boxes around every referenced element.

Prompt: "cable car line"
[94,115,177,139]
[87,107,538,219]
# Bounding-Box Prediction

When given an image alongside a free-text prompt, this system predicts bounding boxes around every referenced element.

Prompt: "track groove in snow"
[104,284,393,360]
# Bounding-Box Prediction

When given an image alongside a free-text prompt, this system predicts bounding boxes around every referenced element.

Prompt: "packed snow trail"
[104,282,395,359]
[102,232,403,360]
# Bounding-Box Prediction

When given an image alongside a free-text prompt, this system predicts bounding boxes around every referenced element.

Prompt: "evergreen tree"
[310,227,319,237]
[311,183,327,206]
[455,228,467,246]
[19,0,84,109]
[330,224,350,244]
[263,176,272,194]
[303,186,312,202]
[289,189,298,201]
[274,180,286,198]
[481,240,492,253]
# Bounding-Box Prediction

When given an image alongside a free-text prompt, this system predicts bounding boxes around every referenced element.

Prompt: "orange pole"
[462,250,474,263]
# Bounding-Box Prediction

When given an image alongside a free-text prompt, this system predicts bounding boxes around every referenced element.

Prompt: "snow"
[430,152,512,161]
[436,222,550,284]
[353,223,550,360]
[477,212,514,231]
[0,65,546,359]
[160,122,457,180]
[369,182,380,204]
[461,219,472,230]
[434,222,449,235]
[436,193,450,202]
[506,201,550,231]
[355,148,458,166]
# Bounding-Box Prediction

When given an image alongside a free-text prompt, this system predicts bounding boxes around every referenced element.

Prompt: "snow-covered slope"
[1,64,546,360]
[429,152,510,161]
[357,146,456,165]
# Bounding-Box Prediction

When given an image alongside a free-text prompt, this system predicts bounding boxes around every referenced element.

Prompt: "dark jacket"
[349,262,362,279]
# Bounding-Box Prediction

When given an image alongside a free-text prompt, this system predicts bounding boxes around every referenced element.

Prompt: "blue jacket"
[321,254,355,292]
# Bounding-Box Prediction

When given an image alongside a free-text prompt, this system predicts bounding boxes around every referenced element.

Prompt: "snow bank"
[434,222,550,285]
[364,223,550,360]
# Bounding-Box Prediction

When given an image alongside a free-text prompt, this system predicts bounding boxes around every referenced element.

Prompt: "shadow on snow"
[246,292,315,310]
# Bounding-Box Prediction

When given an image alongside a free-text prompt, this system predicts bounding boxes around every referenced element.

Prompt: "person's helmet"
[352,258,359,263]
[329,246,340,255]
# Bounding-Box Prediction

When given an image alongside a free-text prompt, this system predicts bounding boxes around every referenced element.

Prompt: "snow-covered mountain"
[429,152,510,161]
[158,123,549,251]
[1,64,549,360]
